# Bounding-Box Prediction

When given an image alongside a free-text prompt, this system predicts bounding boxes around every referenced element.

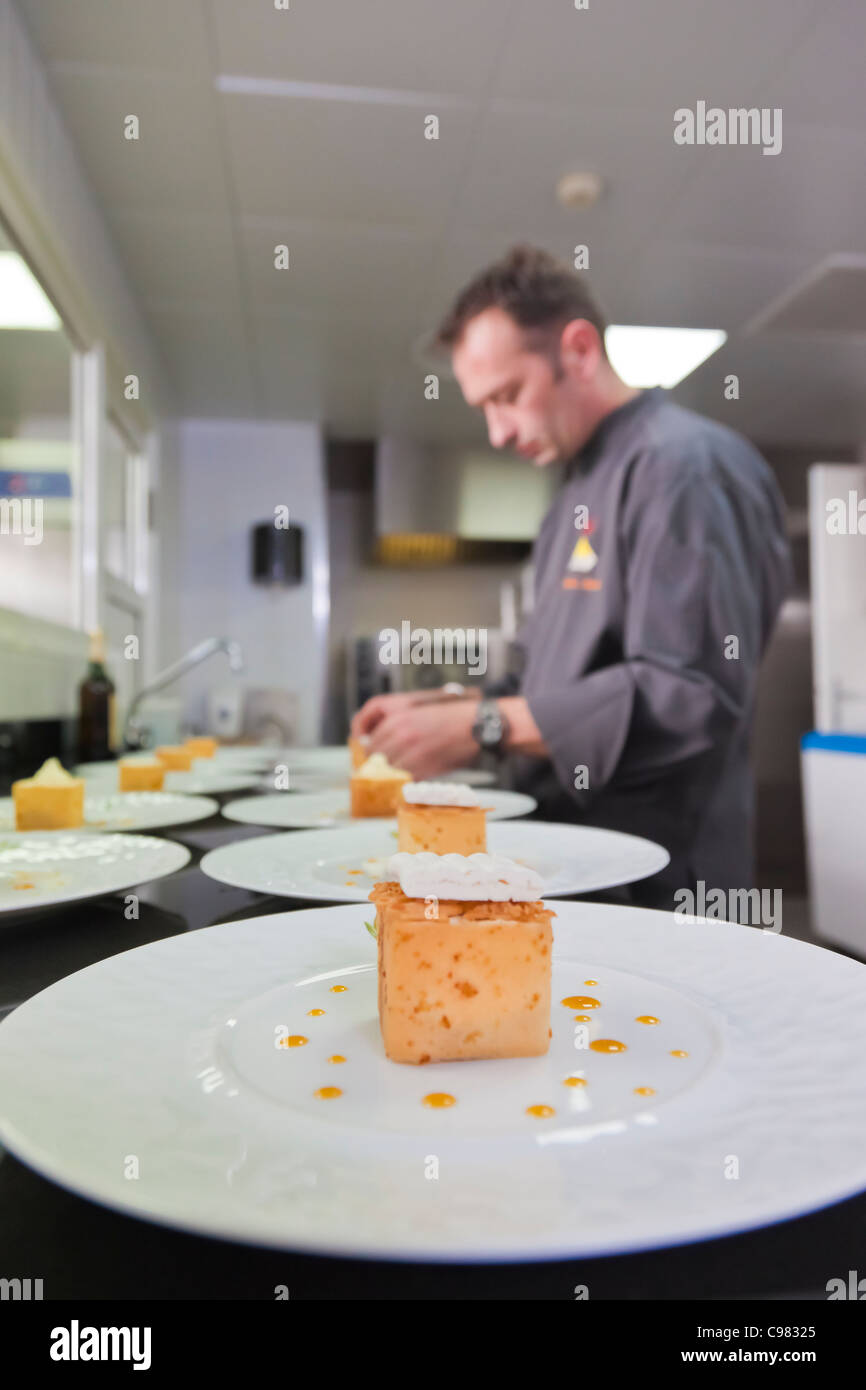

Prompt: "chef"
[352,244,793,908]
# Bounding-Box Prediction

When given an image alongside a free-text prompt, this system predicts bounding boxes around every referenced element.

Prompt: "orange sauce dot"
[573,1014,592,1023]
[670,1049,689,1058]
[329,984,348,993]
[307,1008,326,1017]
[636,1015,660,1025]
[328,1054,346,1064]
[562,1076,587,1088]
[561,995,601,1009]
[634,1086,656,1096]
[422,1092,456,1108]
[584,979,598,986]
[281,1035,308,1047]
[526,1104,556,1118]
[590,1038,628,1053]
[314,1086,342,1100]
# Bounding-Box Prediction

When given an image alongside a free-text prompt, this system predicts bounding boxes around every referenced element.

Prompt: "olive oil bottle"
[77,628,116,762]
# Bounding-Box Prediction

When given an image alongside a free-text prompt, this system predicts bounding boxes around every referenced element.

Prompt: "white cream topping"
[385,851,542,901]
[401,781,481,807]
[21,757,80,787]
[355,752,409,780]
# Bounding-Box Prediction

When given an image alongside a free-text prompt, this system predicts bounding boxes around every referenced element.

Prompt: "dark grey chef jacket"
[485,387,793,909]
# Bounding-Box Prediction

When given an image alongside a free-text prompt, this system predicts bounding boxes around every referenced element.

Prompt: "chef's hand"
[351,691,436,740]
[366,701,478,779]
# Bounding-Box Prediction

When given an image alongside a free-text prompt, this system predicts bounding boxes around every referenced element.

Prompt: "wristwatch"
[471,698,510,756]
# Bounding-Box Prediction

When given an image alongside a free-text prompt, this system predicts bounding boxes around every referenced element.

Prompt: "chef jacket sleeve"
[524,450,791,797]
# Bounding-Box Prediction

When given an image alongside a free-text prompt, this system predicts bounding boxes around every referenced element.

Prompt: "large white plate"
[199,821,669,902]
[0,902,864,1261]
[0,792,217,834]
[0,832,190,917]
[220,788,537,830]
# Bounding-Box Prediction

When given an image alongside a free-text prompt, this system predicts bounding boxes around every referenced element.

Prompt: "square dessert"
[398,780,488,854]
[370,851,554,1064]
[154,745,193,771]
[118,759,165,791]
[12,757,85,830]
[184,736,218,758]
[350,751,411,817]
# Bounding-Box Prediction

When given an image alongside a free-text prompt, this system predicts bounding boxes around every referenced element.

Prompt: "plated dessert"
[370,850,555,1064]
[11,757,85,830]
[397,780,489,854]
[118,758,165,791]
[154,745,194,771]
[184,736,218,759]
[350,751,411,817]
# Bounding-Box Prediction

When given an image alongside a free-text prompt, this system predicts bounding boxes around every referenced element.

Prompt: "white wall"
[171,419,328,746]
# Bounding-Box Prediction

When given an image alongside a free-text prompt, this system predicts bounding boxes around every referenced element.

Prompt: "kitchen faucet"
[123,637,244,749]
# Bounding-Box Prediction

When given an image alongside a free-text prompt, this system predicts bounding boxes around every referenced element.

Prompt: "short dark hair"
[433,243,608,358]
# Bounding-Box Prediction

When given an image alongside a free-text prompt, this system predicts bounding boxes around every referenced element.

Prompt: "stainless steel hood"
[374,436,558,554]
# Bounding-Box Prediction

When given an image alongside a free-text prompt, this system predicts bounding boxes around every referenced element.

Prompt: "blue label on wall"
[0,470,72,498]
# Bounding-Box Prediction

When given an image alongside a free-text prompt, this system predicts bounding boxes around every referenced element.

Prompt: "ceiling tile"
[622,241,815,332]
[493,0,819,109]
[19,0,211,78]
[48,69,230,214]
[211,0,509,95]
[220,91,477,229]
[239,218,436,324]
[671,123,866,256]
[109,210,242,308]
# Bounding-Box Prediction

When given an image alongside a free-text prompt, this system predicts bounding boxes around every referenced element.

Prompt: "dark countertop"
[0,807,863,1301]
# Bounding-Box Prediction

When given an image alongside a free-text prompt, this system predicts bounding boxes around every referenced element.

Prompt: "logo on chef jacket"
[563,514,602,590]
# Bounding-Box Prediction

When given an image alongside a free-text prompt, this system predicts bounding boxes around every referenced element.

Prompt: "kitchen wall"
[170,418,328,747]
[323,455,526,741]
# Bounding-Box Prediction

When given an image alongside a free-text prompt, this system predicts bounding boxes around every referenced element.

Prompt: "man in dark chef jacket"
[351,245,793,908]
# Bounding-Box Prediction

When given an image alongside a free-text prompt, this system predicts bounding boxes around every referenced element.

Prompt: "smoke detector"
[556,171,603,209]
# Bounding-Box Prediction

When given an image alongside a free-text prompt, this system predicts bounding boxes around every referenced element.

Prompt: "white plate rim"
[219,788,538,829]
[0,901,864,1261]
[0,793,218,834]
[0,833,191,916]
[199,820,671,901]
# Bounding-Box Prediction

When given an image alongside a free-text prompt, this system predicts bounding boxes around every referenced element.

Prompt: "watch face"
[474,703,503,748]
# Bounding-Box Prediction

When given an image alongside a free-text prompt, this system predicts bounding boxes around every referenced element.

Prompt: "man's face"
[451,306,593,465]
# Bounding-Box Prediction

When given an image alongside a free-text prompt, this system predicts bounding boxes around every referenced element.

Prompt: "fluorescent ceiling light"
[604,325,726,388]
[216,74,465,109]
[0,253,61,330]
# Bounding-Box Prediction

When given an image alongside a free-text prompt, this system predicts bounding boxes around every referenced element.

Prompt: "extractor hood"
[374,436,557,563]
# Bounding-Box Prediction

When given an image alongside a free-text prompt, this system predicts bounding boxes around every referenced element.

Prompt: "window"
[0,224,81,627]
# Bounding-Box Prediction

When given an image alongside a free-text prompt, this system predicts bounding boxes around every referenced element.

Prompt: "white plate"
[74,763,259,796]
[199,821,669,902]
[1,901,864,1260]
[272,746,495,784]
[0,792,217,834]
[220,788,537,830]
[0,832,190,917]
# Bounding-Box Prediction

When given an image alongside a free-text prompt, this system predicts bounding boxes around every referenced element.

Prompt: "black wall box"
[251,522,304,585]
